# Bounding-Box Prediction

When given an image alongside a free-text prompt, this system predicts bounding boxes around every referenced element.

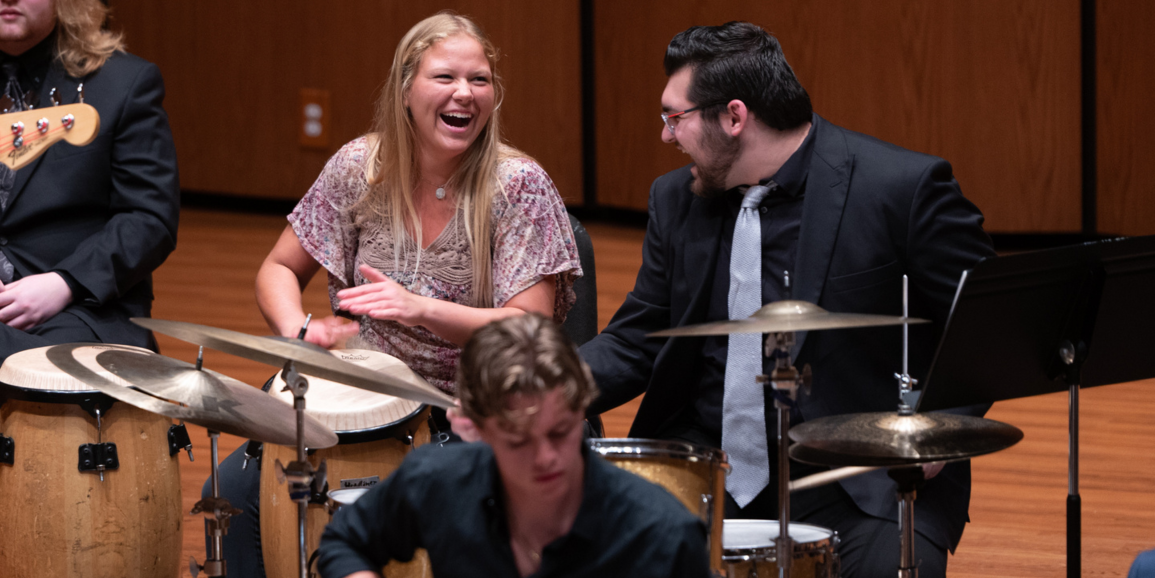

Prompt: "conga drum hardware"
[0,382,124,480]
[77,406,119,480]
[168,421,195,459]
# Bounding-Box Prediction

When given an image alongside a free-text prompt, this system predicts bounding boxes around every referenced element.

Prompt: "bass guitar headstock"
[0,103,100,171]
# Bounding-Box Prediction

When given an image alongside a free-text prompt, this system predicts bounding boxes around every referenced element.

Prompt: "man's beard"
[689,122,740,200]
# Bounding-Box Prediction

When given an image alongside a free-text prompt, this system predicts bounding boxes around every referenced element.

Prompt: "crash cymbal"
[131,318,454,409]
[649,300,929,337]
[787,411,1023,467]
[44,343,338,448]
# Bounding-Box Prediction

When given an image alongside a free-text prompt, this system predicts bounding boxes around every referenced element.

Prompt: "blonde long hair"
[358,12,525,308]
[55,0,125,77]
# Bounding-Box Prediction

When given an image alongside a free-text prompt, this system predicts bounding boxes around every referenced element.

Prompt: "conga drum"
[588,438,729,574]
[0,344,182,578]
[259,349,432,578]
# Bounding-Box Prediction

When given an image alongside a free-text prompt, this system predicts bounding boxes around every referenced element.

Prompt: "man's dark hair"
[664,22,812,131]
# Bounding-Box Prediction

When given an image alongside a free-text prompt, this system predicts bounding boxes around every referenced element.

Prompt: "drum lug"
[169,423,194,459]
[0,433,13,465]
[77,395,116,420]
[78,442,119,473]
[242,439,263,470]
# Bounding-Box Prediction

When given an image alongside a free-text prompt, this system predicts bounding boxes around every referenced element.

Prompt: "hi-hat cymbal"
[649,300,929,337]
[132,318,454,409]
[787,411,1023,467]
[45,343,338,448]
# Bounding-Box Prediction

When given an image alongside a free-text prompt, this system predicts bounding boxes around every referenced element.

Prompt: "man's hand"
[0,272,73,330]
[447,400,481,443]
[922,461,945,480]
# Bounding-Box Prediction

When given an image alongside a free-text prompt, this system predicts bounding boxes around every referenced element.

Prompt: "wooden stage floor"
[156,208,1154,577]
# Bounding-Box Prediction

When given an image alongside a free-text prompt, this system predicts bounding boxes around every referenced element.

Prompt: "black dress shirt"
[318,441,710,578]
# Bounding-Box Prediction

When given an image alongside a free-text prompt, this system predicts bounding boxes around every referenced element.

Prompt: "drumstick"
[789,466,879,492]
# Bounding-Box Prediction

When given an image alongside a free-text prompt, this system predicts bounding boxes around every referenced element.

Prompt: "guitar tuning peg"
[76,83,84,104]
[23,88,36,110]
[49,87,59,106]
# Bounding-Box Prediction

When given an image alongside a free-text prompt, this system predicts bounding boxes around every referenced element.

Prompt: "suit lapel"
[793,117,853,354]
[679,194,725,326]
[9,66,72,208]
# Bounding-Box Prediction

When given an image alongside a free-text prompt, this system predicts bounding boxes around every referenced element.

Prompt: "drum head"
[723,519,834,550]
[0,344,149,393]
[269,349,423,433]
[328,488,370,508]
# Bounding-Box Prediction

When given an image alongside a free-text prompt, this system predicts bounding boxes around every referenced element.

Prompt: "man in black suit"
[0,0,178,362]
[580,22,994,577]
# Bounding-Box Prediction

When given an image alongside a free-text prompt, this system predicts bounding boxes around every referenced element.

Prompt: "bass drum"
[260,349,432,578]
[0,344,182,578]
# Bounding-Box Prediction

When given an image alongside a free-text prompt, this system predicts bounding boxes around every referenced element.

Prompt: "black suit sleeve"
[51,62,179,305]
[906,159,995,318]
[581,180,674,415]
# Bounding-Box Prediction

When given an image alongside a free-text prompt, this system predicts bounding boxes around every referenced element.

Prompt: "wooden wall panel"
[1097,1,1155,236]
[594,0,1082,233]
[108,1,584,204]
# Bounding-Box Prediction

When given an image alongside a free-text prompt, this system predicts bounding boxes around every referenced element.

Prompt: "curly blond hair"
[55,0,125,77]
[457,314,596,429]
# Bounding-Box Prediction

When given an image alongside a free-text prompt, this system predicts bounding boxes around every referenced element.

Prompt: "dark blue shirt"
[318,441,710,578]
[688,121,816,446]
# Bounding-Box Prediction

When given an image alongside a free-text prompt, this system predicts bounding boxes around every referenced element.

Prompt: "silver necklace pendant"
[435,186,446,200]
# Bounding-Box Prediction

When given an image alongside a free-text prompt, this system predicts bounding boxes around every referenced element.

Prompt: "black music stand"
[915,234,1155,578]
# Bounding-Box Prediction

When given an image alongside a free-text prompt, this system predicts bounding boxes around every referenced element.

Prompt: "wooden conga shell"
[0,345,182,578]
[259,349,433,578]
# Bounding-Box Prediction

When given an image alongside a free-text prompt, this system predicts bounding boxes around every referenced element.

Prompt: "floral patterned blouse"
[289,137,582,394]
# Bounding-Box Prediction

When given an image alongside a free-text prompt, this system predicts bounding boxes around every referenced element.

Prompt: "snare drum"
[723,519,840,578]
[259,349,432,578]
[0,344,182,578]
[588,438,729,574]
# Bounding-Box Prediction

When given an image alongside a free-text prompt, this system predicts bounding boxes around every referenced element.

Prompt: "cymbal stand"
[891,275,921,578]
[190,340,242,577]
[275,359,327,578]
[190,429,241,577]
[761,330,811,578]
[895,275,919,416]
[888,466,926,578]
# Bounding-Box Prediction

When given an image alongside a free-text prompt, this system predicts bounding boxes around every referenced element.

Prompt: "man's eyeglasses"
[660,102,724,135]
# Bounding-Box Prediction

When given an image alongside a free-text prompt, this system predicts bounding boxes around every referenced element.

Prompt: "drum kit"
[0,275,1023,578]
[0,317,453,578]
[593,276,1024,578]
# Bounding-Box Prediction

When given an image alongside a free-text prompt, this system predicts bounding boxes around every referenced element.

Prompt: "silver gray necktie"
[722,183,772,508]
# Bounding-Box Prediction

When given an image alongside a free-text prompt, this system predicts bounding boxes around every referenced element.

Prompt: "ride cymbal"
[787,411,1023,467]
[649,300,928,337]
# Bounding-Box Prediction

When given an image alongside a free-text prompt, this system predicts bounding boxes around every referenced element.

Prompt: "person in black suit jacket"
[0,0,178,363]
[580,22,994,577]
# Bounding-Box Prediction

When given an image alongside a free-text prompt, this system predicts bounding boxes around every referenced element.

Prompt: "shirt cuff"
[52,270,91,305]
